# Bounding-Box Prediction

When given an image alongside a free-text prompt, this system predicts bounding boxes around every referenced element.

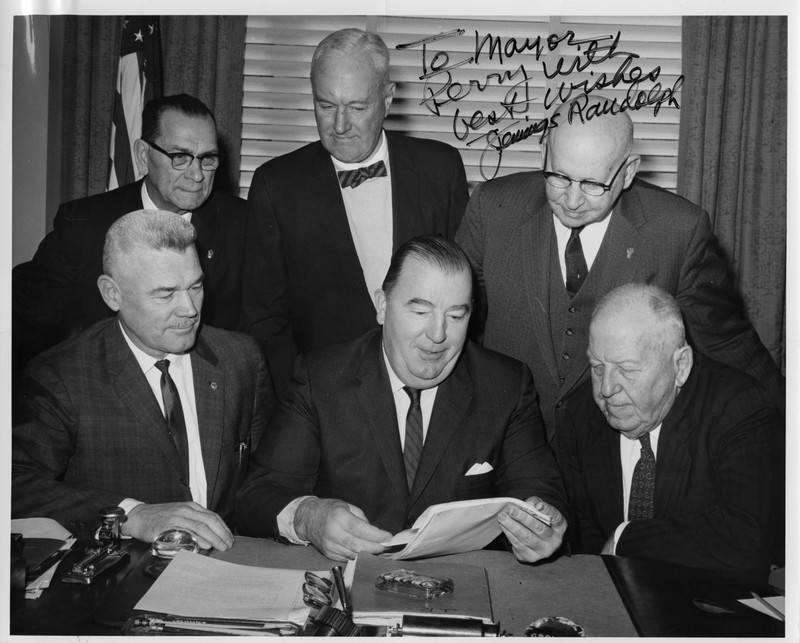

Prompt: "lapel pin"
[626,248,635,259]
[210,381,218,390]
[207,249,214,259]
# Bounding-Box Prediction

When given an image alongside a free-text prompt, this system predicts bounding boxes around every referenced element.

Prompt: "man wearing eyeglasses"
[13,94,249,381]
[455,94,783,443]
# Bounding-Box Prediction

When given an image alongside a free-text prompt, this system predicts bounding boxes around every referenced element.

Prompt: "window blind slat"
[240,15,682,195]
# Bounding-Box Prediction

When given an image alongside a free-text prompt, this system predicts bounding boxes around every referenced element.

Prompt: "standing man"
[456,95,783,442]
[236,236,567,564]
[13,94,248,380]
[558,283,783,581]
[242,28,469,391]
[13,210,270,548]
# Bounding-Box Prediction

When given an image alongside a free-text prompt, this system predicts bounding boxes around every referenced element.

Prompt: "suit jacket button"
[565,328,574,335]
[561,352,570,360]
[405,515,416,527]
[568,305,576,313]
[556,401,565,408]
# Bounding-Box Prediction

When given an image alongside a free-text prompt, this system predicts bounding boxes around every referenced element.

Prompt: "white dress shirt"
[118,322,208,511]
[553,212,612,284]
[141,182,193,222]
[331,132,393,306]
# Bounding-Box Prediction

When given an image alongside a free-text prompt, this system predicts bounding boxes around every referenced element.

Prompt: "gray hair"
[311,28,391,88]
[593,283,686,348]
[102,209,197,277]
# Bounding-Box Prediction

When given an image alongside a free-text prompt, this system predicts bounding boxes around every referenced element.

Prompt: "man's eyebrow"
[406,297,433,307]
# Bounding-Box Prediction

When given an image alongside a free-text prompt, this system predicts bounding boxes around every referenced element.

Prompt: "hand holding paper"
[295,497,392,562]
[498,496,566,563]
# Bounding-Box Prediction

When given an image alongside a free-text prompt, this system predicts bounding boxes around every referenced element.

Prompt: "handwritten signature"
[397,28,684,180]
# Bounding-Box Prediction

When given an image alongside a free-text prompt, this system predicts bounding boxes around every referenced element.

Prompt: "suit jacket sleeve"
[615,389,783,577]
[455,182,489,339]
[674,208,784,408]
[240,168,299,394]
[12,360,129,522]
[235,354,320,538]
[444,144,469,238]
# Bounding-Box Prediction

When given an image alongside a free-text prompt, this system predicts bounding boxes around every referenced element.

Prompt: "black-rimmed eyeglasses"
[542,148,628,196]
[145,140,221,171]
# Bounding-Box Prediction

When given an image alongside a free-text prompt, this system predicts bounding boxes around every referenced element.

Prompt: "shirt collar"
[118,320,188,375]
[141,182,193,221]
[330,131,388,172]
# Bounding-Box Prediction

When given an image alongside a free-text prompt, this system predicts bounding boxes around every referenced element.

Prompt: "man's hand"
[122,502,234,551]
[498,496,567,563]
[295,497,392,562]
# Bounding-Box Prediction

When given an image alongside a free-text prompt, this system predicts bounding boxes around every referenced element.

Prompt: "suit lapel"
[653,385,695,517]
[105,322,186,478]
[191,335,225,506]
[408,354,473,506]
[583,412,625,527]
[355,334,408,498]
[522,199,560,382]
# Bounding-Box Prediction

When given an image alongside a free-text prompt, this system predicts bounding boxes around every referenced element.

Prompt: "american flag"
[107,16,162,191]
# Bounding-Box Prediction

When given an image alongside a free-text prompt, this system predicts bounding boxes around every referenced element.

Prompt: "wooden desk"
[8,536,783,637]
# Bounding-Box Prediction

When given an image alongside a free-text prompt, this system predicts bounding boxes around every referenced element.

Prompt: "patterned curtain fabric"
[678,16,787,372]
[57,15,247,202]
[161,15,247,195]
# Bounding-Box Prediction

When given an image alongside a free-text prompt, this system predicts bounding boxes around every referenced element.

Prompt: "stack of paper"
[11,518,76,599]
[135,550,320,633]
[381,497,551,559]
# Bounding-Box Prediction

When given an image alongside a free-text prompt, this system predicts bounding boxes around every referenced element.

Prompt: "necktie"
[337,160,387,189]
[154,359,189,481]
[628,433,656,521]
[403,387,424,492]
[565,225,589,297]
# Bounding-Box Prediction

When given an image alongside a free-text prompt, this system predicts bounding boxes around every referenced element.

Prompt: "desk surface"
[9,535,783,637]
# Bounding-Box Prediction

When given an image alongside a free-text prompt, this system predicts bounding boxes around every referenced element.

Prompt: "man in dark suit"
[13,210,270,549]
[557,283,783,581]
[242,28,468,392]
[13,93,248,381]
[236,235,568,563]
[456,95,783,443]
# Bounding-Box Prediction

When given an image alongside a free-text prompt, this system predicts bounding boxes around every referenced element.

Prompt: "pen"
[332,565,351,617]
[749,591,785,622]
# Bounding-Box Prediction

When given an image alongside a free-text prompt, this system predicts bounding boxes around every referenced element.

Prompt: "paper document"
[136,549,318,626]
[382,497,550,559]
[739,595,785,621]
[11,517,75,599]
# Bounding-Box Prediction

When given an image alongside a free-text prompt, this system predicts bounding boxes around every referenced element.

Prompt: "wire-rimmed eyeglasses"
[542,147,628,196]
[145,140,221,171]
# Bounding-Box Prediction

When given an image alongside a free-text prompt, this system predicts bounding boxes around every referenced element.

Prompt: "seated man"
[13,210,271,550]
[558,283,783,581]
[13,93,248,381]
[236,235,568,563]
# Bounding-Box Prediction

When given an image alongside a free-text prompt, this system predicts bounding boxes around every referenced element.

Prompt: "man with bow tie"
[236,235,568,563]
[241,28,469,392]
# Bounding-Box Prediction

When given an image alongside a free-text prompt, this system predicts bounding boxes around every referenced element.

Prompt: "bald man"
[557,283,783,581]
[455,95,783,442]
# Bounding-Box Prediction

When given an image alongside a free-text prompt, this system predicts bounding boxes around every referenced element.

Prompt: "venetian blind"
[240,15,683,197]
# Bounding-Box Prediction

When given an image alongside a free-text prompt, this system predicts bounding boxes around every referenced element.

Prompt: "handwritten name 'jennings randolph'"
[397,28,684,180]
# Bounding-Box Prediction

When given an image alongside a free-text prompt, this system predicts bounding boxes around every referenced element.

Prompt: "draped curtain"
[56,15,247,203]
[677,16,787,373]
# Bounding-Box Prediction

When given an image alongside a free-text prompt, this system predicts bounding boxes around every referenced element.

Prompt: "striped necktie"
[402,387,423,492]
[628,433,656,521]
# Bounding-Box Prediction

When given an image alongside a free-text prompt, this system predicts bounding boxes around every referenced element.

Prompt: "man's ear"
[673,344,694,389]
[621,154,641,189]
[133,139,150,177]
[383,81,396,116]
[374,289,387,326]
[97,274,122,312]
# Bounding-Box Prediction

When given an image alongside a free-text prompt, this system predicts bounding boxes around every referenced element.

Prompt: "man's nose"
[600,369,621,398]
[175,290,199,316]
[333,107,350,134]
[563,181,585,210]
[184,157,205,182]
[425,314,447,344]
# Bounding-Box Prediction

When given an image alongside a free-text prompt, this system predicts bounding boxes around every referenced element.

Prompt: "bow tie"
[337,160,387,189]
